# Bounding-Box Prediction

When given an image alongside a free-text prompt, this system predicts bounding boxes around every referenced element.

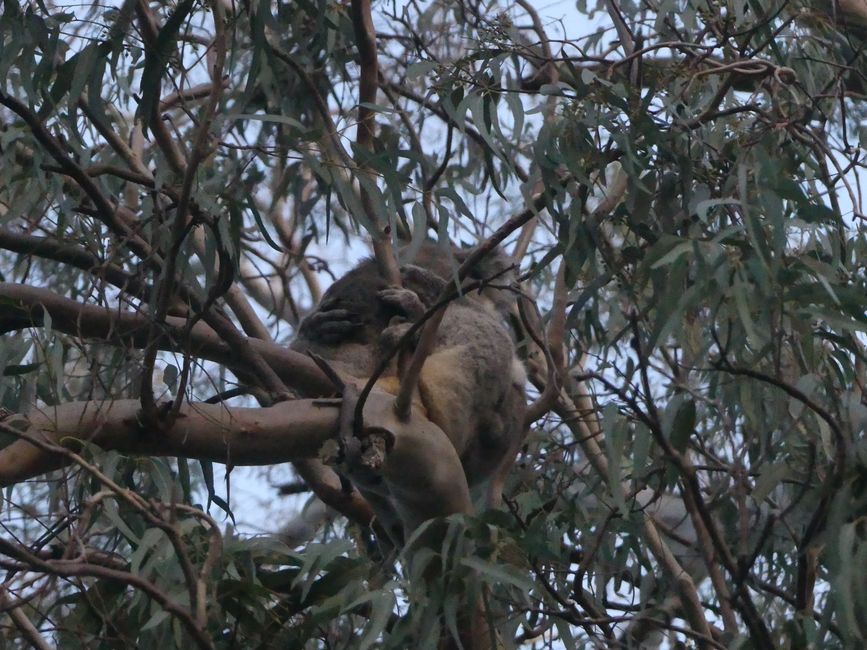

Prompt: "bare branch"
[642,517,715,642]
[0,398,339,484]
[0,229,150,300]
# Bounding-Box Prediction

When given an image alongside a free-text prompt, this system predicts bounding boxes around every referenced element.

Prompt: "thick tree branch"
[0,282,385,527]
[0,283,334,396]
[0,389,472,537]
[0,398,339,484]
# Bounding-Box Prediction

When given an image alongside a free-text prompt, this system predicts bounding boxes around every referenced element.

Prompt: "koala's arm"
[294,307,365,344]
[411,300,527,496]
[294,260,446,348]
[369,260,527,499]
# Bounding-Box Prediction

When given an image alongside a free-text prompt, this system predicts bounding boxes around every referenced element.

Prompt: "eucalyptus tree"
[0,0,865,647]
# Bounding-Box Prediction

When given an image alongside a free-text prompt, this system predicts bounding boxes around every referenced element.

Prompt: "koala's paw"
[377,287,426,320]
[299,308,363,343]
[401,265,447,303]
[379,320,415,349]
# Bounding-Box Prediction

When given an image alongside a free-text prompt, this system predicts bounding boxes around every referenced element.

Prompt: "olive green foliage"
[0,0,866,648]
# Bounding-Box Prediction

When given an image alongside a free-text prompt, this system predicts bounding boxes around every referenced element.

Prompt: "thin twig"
[520,295,561,427]
[0,92,152,258]
[0,587,52,650]
[145,0,229,420]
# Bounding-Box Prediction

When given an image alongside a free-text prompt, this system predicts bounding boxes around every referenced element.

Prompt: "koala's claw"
[299,308,363,342]
[379,320,415,348]
[378,287,425,320]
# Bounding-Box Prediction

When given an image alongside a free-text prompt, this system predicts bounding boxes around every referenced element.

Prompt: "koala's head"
[399,241,519,317]
[459,247,519,318]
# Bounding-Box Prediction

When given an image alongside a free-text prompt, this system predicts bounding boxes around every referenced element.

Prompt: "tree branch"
[0,587,51,650]
[0,398,339,484]
[0,535,214,650]
[0,229,150,301]
[351,0,400,285]
[0,283,334,396]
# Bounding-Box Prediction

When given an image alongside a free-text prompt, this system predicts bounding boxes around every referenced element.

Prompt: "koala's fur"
[290,243,527,520]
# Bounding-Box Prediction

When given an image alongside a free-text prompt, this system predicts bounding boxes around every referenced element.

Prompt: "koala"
[291,244,516,375]
[290,243,527,527]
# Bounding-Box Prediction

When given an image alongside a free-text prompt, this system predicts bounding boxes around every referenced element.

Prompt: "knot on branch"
[356,428,393,471]
[317,393,396,472]
[137,399,181,433]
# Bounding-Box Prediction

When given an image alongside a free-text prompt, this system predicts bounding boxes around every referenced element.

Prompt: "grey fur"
[291,243,527,528]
